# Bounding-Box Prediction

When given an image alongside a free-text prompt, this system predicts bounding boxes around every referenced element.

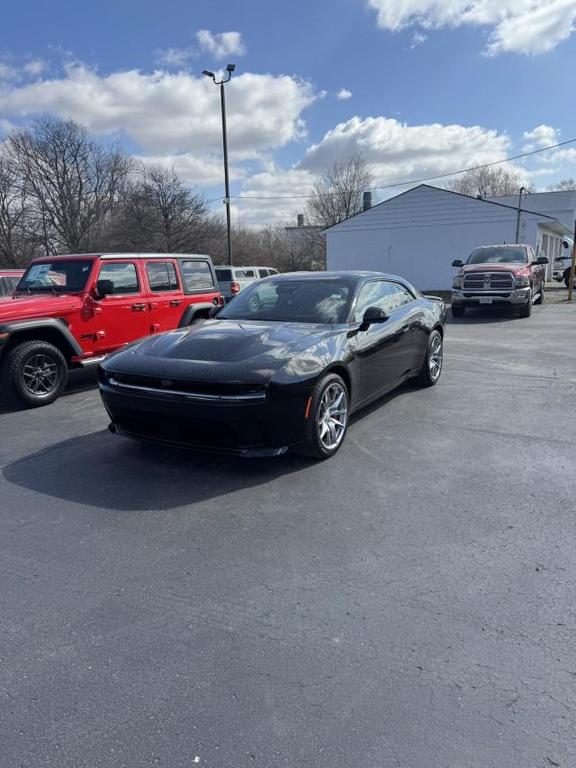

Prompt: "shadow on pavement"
[446,306,522,325]
[0,368,98,415]
[2,428,315,512]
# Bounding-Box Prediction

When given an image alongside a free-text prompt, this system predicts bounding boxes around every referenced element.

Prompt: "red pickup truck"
[451,244,548,318]
[0,253,222,406]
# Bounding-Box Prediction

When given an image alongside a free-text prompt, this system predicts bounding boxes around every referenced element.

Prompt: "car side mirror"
[361,306,388,328]
[533,257,548,265]
[95,279,114,298]
[452,259,463,268]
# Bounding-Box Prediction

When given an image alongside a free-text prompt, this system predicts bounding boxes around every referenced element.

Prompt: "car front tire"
[297,373,349,460]
[534,284,544,305]
[3,340,68,407]
[518,297,532,318]
[417,329,444,387]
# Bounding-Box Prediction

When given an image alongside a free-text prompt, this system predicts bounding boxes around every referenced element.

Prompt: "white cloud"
[336,88,352,100]
[367,0,576,55]
[0,63,18,81]
[299,116,513,186]
[155,47,196,68]
[0,65,316,157]
[22,58,46,77]
[234,167,316,227]
[136,152,247,187]
[523,124,558,149]
[196,30,246,59]
[410,31,427,47]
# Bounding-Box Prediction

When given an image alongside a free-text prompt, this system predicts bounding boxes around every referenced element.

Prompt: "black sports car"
[98,272,446,459]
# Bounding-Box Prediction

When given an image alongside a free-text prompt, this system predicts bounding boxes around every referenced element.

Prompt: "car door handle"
[131,303,147,311]
[169,300,182,307]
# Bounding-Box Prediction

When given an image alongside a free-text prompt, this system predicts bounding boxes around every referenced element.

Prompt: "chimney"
[363,191,372,211]
[297,214,305,227]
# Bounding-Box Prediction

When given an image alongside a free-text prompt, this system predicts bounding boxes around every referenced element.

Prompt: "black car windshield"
[16,260,94,293]
[468,247,527,264]
[218,279,353,324]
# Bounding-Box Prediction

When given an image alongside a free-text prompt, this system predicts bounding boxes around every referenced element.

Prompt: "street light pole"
[515,186,526,243]
[203,65,235,266]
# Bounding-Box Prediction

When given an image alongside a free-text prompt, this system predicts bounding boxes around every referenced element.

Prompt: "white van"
[552,238,575,287]
[214,266,279,301]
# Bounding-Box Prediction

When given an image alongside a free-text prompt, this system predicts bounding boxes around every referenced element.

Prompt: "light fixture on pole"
[203,64,235,266]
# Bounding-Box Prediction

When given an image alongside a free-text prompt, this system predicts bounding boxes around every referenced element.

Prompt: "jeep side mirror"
[95,279,114,298]
[452,259,463,268]
[361,306,388,328]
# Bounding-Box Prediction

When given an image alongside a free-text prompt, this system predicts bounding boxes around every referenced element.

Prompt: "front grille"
[104,372,265,401]
[462,272,514,291]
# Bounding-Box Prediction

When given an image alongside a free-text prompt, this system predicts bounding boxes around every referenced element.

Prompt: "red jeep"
[0,253,222,406]
[0,270,24,300]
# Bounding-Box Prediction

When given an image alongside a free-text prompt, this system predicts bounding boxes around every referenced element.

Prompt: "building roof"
[324,183,559,233]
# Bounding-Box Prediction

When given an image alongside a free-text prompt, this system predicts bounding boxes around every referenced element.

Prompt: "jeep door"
[143,259,185,333]
[92,259,149,353]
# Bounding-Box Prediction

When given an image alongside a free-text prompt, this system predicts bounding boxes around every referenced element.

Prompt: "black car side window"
[387,283,415,310]
[353,281,391,322]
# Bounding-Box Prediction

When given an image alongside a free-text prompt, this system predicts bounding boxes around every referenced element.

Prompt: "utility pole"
[515,186,526,242]
[203,65,235,266]
[569,219,576,302]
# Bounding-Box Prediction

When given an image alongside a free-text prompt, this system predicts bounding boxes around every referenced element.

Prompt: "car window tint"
[98,262,140,294]
[181,260,214,291]
[215,268,232,282]
[146,262,179,292]
[387,283,415,309]
[353,281,391,321]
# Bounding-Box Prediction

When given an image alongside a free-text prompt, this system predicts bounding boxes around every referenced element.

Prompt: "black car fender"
[0,317,83,361]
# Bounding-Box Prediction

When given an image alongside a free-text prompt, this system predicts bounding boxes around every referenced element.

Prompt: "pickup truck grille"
[462,272,514,291]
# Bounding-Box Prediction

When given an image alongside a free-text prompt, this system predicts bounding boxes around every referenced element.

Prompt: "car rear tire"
[297,373,349,460]
[451,305,465,318]
[2,340,68,407]
[417,330,443,387]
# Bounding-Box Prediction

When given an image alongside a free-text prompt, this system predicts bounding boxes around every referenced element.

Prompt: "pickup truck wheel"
[451,305,465,318]
[534,285,544,305]
[417,330,443,387]
[518,297,532,318]
[3,341,68,407]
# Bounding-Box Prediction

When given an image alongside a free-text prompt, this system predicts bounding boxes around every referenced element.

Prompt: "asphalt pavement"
[1,302,576,768]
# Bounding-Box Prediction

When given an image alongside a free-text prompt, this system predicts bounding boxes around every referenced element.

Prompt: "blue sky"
[1,0,576,225]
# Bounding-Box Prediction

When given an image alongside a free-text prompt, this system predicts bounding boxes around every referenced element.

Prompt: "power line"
[211,137,576,202]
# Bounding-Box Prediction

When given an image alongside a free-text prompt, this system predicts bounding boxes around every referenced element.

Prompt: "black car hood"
[103,319,341,383]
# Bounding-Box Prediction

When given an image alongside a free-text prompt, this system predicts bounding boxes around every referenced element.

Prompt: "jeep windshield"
[16,260,94,294]
[468,247,527,265]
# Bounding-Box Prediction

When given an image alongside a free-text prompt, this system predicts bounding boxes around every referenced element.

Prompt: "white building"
[326,185,573,290]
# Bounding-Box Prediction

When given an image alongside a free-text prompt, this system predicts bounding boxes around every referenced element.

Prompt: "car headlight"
[452,276,463,289]
[515,275,530,288]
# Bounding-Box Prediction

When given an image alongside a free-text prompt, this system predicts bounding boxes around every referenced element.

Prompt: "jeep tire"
[2,340,68,407]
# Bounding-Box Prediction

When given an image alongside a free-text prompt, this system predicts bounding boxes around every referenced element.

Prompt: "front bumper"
[99,376,309,455]
[452,287,530,306]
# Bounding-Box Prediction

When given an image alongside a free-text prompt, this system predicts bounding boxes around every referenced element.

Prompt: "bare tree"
[0,151,37,267]
[447,166,532,198]
[9,118,132,254]
[104,164,211,253]
[305,153,373,228]
[547,179,576,191]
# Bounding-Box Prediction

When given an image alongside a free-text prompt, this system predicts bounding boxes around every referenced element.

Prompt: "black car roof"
[263,270,411,284]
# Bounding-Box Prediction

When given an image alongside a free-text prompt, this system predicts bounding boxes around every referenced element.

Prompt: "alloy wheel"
[317,382,349,451]
[21,354,59,396]
[428,334,443,382]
